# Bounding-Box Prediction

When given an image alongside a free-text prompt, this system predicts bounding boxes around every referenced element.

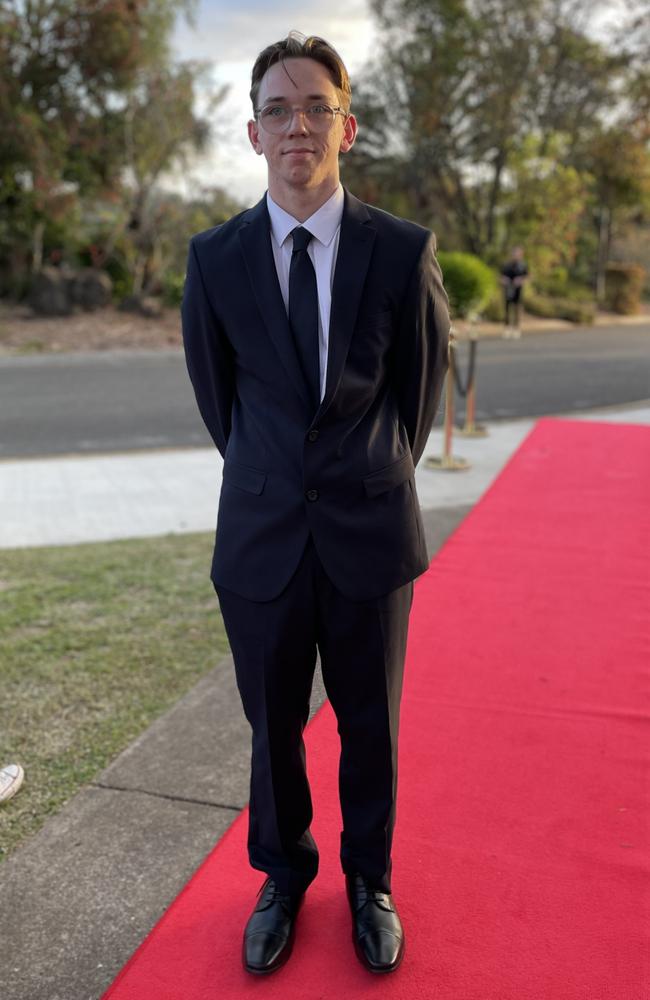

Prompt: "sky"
[169,0,378,204]
[167,0,634,205]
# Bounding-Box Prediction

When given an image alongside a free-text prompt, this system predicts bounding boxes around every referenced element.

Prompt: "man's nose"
[287,109,310,135]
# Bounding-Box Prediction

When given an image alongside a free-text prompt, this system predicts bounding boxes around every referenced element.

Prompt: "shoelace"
[354,883,390,909]
[258,879,293,906]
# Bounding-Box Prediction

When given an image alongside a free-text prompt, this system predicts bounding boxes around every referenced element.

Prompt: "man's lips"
[282,148,314,155]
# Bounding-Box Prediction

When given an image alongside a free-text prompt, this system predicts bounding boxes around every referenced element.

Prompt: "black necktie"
[288,227,320,411]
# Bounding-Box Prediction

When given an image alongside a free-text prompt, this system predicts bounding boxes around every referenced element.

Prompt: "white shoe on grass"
[0,764,24,803]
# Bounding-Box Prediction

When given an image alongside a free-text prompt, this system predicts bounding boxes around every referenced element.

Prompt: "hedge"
[525,288,596,325]
[437,251,497,319]
[604,264,646,314]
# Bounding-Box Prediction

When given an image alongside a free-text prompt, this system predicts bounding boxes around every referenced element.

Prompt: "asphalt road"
[1,324,648,458]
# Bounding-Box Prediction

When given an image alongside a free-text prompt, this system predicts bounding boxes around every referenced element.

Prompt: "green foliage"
[534,267,570,298]
[0,0,219,301]
[354,1,633,247]
[501,134,590,283]
[102,241,135,301]
[348,0,650,296]
[582,128,650,215]
[161,271,185,307]
[525,288,596,324]
[481,286,506,322]
[437,251,497,318]
[604,264,647,314]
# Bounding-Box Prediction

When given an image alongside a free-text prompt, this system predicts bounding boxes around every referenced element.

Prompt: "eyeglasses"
[254,103,348,134]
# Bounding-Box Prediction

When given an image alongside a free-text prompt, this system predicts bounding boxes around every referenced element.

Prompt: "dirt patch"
[1,300,647,357]
[0,303,182,355]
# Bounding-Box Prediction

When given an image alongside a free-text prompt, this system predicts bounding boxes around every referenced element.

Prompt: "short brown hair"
[250,31,352,112]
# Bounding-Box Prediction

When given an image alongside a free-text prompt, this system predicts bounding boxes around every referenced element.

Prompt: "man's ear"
[339,113,358,154]
[247,118,263,155]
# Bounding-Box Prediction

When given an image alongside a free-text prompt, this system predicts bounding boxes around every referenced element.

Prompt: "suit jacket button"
[307,429,319,442]
[306,489,319,502]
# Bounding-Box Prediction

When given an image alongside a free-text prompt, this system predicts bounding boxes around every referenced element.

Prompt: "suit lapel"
[238,197,311,410]
[317,190,376,420]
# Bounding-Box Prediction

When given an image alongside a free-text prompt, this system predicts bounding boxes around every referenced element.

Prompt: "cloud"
[173,0,375,72]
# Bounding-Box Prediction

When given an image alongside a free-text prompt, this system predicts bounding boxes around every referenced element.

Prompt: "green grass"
[0,532,230,860]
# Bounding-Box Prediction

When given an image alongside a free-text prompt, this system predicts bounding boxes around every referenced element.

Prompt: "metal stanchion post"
[457,336,488,438]
[425,336,470,471]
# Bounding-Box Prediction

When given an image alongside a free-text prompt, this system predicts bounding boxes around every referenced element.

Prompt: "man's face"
[247,57,357,194]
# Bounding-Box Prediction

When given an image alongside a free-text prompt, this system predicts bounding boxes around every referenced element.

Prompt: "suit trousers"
[215,534,414,897]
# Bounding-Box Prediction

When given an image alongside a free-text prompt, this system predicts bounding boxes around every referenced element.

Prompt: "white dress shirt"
[266,185,344,402]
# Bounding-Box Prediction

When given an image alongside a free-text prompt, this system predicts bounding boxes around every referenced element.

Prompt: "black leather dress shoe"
[242,877,305,975]
[345,873,405,973]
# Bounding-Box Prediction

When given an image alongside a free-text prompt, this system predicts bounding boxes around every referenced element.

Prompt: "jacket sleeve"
[181,238,235,459]
[394,231,451,467]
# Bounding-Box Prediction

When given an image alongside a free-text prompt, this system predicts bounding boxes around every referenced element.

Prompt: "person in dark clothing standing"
[181,31,450,977]
[500,246,529,338]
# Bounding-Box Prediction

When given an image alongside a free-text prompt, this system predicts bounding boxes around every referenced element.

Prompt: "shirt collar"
[267,184,344,250]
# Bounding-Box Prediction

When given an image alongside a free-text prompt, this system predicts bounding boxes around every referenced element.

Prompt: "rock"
[28,267,113,315]
[69,269,112,311]
[27,267,73,316]
[118,295,163,318]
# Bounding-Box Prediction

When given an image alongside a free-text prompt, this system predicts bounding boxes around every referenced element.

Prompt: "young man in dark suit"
[181,31,450,976]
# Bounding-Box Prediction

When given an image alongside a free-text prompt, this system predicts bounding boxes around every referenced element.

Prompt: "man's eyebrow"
[260,93,332,104]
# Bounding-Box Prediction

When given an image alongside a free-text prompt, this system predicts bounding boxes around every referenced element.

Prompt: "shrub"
[481,285,505,322]
[534,267,569,297]
[161,271,185,307]
[604,264,646,314]
[437,251,497,319]
[101,242,134,302]
[525,288,596,324]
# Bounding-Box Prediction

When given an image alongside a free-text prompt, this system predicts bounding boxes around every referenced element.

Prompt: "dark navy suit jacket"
[181,189,450,602]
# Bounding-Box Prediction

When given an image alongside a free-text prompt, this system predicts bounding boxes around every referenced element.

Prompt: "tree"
[100,61,225,295]
[579,129,650,298]
[502,134,589,283]
[343,0,650,283]
[572,3,650,296]
[0,0,223,297]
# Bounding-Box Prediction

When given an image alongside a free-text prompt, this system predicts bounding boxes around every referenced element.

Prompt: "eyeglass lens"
[258,105,339,133]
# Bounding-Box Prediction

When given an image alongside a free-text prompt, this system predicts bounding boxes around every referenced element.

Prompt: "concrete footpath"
[3,402,650,549]
[1,403,649,1000]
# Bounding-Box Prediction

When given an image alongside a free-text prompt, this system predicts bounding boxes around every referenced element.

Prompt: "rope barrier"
[456,333,489,438]
[451,338,477,398]
[425,321,490,471]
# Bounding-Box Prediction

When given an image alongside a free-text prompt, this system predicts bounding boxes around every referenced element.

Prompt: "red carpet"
[102,418,650,1000]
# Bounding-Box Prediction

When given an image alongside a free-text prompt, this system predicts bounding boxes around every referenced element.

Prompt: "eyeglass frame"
[253,102,350,134]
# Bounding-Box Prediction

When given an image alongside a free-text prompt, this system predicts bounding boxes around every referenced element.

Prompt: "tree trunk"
[595,203,610,303]
[132,254,146,297]
[32,220,45,274]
